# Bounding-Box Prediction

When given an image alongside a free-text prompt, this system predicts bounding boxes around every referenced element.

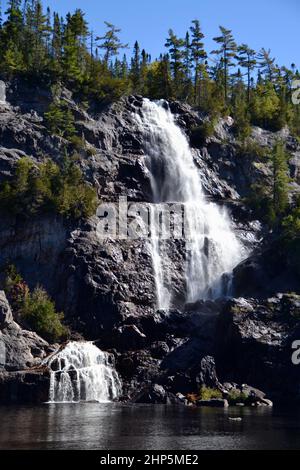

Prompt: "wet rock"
[195,356,222,390]
[0,369,49,404]
[0,291,13,328]
[150,341,170,359]
[131,383,183,405]
[115,325,146,351]
[0,81,6,103]
[216,296,300,401]
[0,321,53,372]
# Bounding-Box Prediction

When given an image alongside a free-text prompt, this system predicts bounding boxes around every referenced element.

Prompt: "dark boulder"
[0,291,13,328]
[0,369,49,404]
[215,296,300,402]
[130,383,184,405]
[233,239,300,298]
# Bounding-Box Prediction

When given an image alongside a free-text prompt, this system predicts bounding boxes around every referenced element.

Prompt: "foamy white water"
[134,99,246,307]
[47,342,122,403]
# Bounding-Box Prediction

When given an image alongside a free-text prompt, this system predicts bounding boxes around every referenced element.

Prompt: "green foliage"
[0,157,98,220]
[68,134,86,152]
[0,3,298,135]
[44,100,76,139]
[272,140,290,217]
[2,266,68,343]
[250,83,281,130]
[3,264,29,312]
[227,389,248,405]
[199,386,223,400]
[282,197,300,240]
[238,139,270,160]
[247,182,275,226]
[247,140,290,227]
[22,286,68,343]
[211,26,237,102]
[96,22,128,65]
[190,120,215,146]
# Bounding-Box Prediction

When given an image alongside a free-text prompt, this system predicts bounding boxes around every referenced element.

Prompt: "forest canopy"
[0,1,299,136]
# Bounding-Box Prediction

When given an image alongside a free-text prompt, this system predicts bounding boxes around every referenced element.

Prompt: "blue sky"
[2,0,299,67]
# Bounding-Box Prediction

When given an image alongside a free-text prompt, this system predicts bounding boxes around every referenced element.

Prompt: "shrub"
[238,139,270,160]
[22,287,69,343]
[199,386,223,400]
[0,157,98,220]
[227,389,249,405]
[68,135,86,152]
[86,146,97,157]
[190,120,216,147]
[3,264,29,313]
[44,100,76,139]
[2,266,68,343]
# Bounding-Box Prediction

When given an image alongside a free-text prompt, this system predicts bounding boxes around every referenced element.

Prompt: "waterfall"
[149,204,172,310]
[134,99,246,307]
[47,342,122,403]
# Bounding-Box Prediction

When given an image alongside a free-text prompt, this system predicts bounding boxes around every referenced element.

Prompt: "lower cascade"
[47,342,122,403]
[134,99,247,308]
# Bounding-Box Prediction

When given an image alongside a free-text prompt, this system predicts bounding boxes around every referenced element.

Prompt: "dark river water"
[0,404,300,450]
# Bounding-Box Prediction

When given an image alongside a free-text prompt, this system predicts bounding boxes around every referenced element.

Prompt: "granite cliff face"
[0,79,300,404]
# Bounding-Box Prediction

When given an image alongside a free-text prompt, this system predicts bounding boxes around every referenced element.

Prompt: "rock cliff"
[0,79,300,404]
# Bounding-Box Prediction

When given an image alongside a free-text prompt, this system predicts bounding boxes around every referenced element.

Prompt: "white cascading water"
[47,342,122,403]
[134,99,246,308]
[149,204,172,310]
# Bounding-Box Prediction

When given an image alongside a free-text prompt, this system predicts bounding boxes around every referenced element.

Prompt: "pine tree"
[62,9,89,84]
[257,48,276,82]
[190,20,207,106]
[121,54,128,78]
[140,48,149,95]
[96,22,128,65]
[31,0,51,72]
[237,44,256,104]
[3,0,23,41]
[183,32,192,77]
[165,29,185,97]
[272,140,289,220]
[130,40,141,92]
[212,26,237,103]
[51,13,62,61]
[146,55,172,100]
[231,69,251,140]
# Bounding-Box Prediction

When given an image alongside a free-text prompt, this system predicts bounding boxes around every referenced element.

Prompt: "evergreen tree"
[165,29,185,97]
[212,26,237,102]
[257,48,276,82]
[62,9,89,84]
[96,22,128,65]
[31,0,51,72]
[272,140,289,220]
[130,40,141,92]
[120,54,128,78]
[237,44,256,103]
[1,0,24,72]
[183,32,192,77]
[51,12,63,63]
[190,20,207,105]
[146,55,172,100]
